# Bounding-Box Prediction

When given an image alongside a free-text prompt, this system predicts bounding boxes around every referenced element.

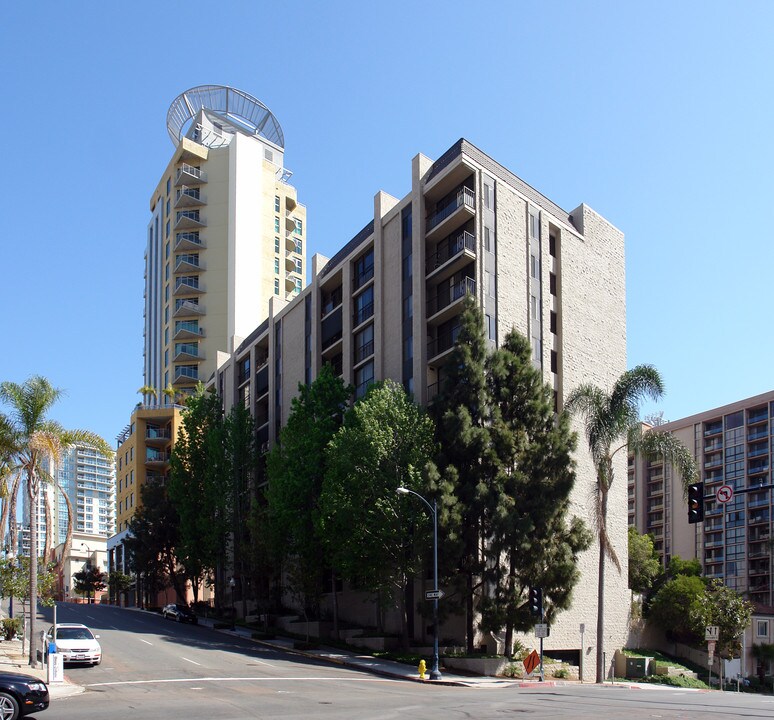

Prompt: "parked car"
[43,623,101,666]
[162,603,198,624]
[0,671,49,719]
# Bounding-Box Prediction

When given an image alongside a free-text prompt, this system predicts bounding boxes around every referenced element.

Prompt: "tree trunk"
[504,556,517,658]
[466,570,475,654]
[596,486,608,684]
[27,469,40,667]
[52,481,74,586]
[8,475,20,559]
[0,474,20,554]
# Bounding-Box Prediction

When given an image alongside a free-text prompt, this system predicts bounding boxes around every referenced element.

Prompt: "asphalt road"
[38,603,774,720]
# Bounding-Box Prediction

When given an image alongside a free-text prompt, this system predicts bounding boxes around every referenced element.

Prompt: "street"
[38,603,774,719]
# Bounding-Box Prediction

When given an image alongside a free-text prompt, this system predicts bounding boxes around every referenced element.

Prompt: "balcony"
[175,163,207,186]
[174,366,199,385]
[175,210,206,231]
[704,440,723,453]
[426,230,476,282]
[704,455,722,469]
[255,364,269,398]
[748,512,770,526]
[748,444,769,458]
[704,422,722,436]
[749,408,769,424]
[428,324,461,366]
[174,185,206,208]
[145,426,171,445]
[427,277,476,325]
[173,322,205,341]
[175,232,205,253]
[426,186,475,241]
[173,299,204,318]
[352,265,374,293]
[321,287,343,319]
[145,450,170,467]
[354,339,374,366]
[174,343,203,362]
[174,253,203,274]
[352,302,374,330]
[174,277,204,296]
[749,427,769,441]
[749,460,769,475]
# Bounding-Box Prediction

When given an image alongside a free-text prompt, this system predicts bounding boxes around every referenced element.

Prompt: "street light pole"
[229,577,236,630]
[396,486,441,681]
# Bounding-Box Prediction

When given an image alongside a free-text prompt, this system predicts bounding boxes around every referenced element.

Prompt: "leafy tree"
[700,579,753,659]
[628,527,663,595]
[126,481,181,606]
[566,366,698,682]
[666,556,702,578]
[107,571,133,604]
[320,380,436,648]
[168,386,225,602]
[73,565,107,602]
[649,573,707,644]
[429,296,495,653]
[266,365,352,623]
[0,375,112,666]
[0,557,57,608]
[481,330,591,656]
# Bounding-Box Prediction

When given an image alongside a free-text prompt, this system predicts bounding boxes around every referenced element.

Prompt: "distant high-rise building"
[629,390,774,603]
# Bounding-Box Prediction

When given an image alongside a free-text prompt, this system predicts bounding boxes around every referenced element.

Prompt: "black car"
[162,603,198,624]
[0,671,49,720]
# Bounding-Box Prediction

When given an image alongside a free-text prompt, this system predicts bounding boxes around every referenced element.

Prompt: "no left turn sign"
[716,484,733,504]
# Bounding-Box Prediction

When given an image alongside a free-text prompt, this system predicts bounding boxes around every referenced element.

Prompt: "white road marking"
[87,676,396,687]
[139,639,153,646]
[181,656,202,666]
[109,625,119,630]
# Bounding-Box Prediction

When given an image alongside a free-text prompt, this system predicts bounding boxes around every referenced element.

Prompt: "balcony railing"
[353,302,374,328]
[427,277,476,317]
[174,366,199,382]
[175,164,206,184]
[354,339,374,365]
[145,427,170,441]
[426,187,475,233]
[321,288,343,318]
[426,231,476,275]
[428,324,461,360]
[353,265,374,292]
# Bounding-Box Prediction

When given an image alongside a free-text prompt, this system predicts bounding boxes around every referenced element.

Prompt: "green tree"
[126,481,181,606]
[107,571,133,604]
[565,366,697,682]
[0,557,57,608]
[429,296,494,653]
[481,330,591,656]
[320,380,436,648]
[0,375,112,666]
[73,565,107,602]
[628,527,663,595]
[266,365,352,624]
[168,386,225,602]
[700,579,753,659]
[649,573,707,644]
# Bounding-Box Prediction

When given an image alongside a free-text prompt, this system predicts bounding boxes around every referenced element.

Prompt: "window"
[486,314,495,341]
[294,218,303,235]
[549,234,557,257]
[353,249,374,290]
[166,177,171,195]
[165,220,170,239]
[274,258,280,274]
[550,311,557,334]
[549,272,557,296]
[484,226,491,252]
[531,254,539,279]
[757,620,769,637]
[354,286,374,326]
[275,237,280,253]
[274,196,280,212]
[354,324,374,364]
[484,183,492,209]
[551,350,558,373]
[355,361,374,399]
[274,279,279,295]
[274,217,280,233]
[295,277,302,292]
[295,258,302,274]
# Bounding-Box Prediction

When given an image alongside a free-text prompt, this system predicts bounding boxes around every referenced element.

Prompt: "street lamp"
[229,577,236,630]
[396,486,441,681]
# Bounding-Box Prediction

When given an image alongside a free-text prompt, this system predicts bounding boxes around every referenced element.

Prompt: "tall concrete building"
[110,86,306,598]
[215,138,629,680]
[55,444,116,541]
[629,390,774,604]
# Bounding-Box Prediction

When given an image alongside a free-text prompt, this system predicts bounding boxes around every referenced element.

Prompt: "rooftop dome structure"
[166,85,284,149]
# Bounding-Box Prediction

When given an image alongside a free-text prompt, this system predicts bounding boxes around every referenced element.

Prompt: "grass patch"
[634,674,709,689]
[623,648,696,673]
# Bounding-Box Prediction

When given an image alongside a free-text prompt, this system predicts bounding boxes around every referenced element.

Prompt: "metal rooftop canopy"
[166,85,284,149]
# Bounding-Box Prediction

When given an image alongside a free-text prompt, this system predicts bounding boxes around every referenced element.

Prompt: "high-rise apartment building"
[56,444,116,541]
[110,86,305,599]
[629,390,774,604]
[215,138,629,679]
[144,84,306,399]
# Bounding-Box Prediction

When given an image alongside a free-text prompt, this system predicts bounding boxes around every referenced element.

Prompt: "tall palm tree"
[565,365,696,683]
[0,376,112,667]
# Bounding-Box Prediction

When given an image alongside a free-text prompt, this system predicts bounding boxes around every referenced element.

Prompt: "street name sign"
[425,589,444,600]
[534,623,549,638]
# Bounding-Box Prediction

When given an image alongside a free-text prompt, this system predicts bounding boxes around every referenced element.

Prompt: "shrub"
[1,618,21,641]
[553,668,569,679]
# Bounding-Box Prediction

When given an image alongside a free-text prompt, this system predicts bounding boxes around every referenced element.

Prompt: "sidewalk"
[0,637,84,698]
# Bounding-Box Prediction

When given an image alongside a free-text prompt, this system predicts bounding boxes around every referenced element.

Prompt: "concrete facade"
[216,138,629,680]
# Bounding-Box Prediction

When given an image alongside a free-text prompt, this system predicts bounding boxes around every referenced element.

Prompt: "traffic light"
[529,586,543,617]
[688,482,704,524]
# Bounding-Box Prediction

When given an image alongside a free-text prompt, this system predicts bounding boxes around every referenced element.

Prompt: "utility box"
[47,653,64,683]
[625,657,651,678]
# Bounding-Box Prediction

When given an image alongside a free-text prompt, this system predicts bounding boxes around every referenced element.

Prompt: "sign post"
[706,626,719,689]
[579,623,585,683]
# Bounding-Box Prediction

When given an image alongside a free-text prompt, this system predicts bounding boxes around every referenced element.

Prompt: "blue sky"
[1,1,772,444]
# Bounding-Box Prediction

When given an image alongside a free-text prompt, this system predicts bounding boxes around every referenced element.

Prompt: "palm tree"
[565,365,697,683]
[0,376,112,667]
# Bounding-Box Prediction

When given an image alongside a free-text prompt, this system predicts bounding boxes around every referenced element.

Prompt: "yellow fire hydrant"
[418,659,427,679]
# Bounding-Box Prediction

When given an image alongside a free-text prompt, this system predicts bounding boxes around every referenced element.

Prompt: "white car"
[45,623,102,665]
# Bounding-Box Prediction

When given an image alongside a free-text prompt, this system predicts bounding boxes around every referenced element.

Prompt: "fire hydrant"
[418,659,427,679]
